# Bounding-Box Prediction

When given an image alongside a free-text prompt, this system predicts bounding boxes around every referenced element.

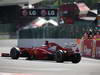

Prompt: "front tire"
[72,53,81,63]
[55,50,64,63]
[10,47,20,59]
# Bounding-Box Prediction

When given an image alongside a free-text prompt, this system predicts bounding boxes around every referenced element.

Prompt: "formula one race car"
[3,41,81,63]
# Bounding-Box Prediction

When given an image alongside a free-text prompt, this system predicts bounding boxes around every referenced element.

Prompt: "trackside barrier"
[17,39,76,48]
[82,39,93,57]
[95,40,100,59]
[80,39,100,59]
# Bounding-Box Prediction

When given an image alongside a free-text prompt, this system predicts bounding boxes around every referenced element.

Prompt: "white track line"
[0,73,33,75]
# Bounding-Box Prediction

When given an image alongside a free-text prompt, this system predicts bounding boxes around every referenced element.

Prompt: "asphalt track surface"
[0,40,100,75]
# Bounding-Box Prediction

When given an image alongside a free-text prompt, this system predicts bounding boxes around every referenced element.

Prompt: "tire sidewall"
[10,47,20,59]
[72,53,81,63]
[55,50,64,63]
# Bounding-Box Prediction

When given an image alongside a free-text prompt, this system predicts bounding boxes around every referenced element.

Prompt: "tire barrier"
[80,39,100,59]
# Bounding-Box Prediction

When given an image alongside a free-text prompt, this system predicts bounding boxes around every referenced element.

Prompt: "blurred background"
[0,0,99,39]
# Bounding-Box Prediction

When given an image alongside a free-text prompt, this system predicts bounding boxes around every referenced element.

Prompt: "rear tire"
[72,53,81,63]
[10,47,20,59]
[55,50,64,63]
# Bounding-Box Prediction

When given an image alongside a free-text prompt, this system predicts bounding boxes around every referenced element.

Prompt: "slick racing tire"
[55,50,64,63]
[10,47,20,59]
[72,53,81,63]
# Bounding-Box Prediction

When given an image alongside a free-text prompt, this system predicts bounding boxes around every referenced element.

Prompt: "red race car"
[8,41,81,63]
